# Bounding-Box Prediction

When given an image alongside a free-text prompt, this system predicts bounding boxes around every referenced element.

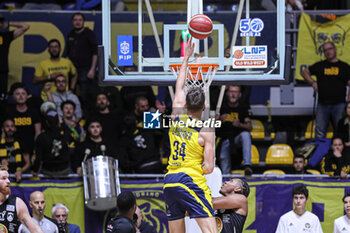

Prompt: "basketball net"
[169,63,218,120]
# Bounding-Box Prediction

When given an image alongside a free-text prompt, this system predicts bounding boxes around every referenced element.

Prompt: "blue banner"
[9,177,350,233]
[117,35,133,66]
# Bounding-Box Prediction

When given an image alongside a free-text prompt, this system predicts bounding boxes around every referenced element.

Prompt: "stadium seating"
[305,120,333,139]
[263,169,286,175]
[251,144,260,165]
[251,119,265,139]
[231,169,244,175]
[265,144,294,165]
[307,169,321,175]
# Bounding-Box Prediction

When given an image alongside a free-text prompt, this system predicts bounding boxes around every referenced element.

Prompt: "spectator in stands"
[120,85,156,112]
[32,107,72,177]
[6,83,41,160]
[321,137,349,179]
[86,86,124,115]
[336,101,350,155]
[301,42,350,139]
[216,85,253,176]
[90,92,121,144]
[333,193,350,233]
[61,100,84,142]
[0,15,29,123]
[106,191,138,233]
[52,203,81,233]
[46,74,82,123]
[134,96,152,125]
[18,191,59,233]
[118,114,163,174]
[292,154,311,175]
[73,119,117,174]
[61,100,84,167]
[0,119,30,182]
[67,12,98,104]
[275,185,323,233]
[33,39,77,101]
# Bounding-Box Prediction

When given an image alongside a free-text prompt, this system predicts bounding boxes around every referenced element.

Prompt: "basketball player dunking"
[163,37,217,233]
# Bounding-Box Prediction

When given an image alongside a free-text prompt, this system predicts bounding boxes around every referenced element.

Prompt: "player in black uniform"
[212,178,250,233]
[0,166,43,233]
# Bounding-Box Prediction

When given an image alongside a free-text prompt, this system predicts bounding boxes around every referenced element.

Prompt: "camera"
[57,223,66,233]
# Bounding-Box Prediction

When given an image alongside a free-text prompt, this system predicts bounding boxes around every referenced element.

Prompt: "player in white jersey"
[275,185,323,233]
[333,193,350,233]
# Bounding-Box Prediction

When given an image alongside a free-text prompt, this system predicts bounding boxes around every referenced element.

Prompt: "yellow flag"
[296,13,350,80]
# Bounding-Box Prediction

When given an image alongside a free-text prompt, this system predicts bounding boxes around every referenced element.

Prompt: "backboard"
[99,0,289,86]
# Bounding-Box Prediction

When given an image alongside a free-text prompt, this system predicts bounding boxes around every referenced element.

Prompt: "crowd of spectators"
[1,5,350,181]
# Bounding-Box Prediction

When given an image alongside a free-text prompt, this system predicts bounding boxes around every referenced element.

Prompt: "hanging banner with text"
[10,177,350,233]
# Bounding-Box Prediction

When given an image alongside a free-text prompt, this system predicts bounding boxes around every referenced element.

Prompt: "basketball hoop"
[169,63,218,95]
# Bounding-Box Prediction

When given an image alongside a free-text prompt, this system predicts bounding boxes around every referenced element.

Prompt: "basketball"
[188,14,213,40]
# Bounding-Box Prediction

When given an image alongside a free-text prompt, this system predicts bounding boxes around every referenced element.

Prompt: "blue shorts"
[163,172,214,221]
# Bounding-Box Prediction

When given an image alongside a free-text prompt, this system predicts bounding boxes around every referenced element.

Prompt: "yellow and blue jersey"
[167,114,204,175]
[164,114,214,220]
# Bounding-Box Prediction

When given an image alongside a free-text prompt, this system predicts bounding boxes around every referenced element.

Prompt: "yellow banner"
[296,13,350,80]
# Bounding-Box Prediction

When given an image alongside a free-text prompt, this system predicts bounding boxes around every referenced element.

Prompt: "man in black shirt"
[0,15,29,122]
[6,83,41,158]
[90,92,121,144]
[32,108,71,177]
[0,119,30,182]
[67,12,98,104]
[216,85,253,175]
[106,191,137,233]
[212,178,249,233]
[118,114,162,174]
[74,119,117,174]
[301,42,350,138]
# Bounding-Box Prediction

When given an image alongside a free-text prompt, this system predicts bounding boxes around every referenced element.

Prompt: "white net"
[170,64,218,119]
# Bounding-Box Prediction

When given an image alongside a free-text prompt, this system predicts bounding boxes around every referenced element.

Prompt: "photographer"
[106,191,138,233]
[52,203,81,233]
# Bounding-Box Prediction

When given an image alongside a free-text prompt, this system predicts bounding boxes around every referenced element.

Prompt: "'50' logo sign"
[239,18,264,37]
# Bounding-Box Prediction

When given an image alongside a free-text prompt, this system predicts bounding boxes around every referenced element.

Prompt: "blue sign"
[239,18,264,37]
[143,110,161,129]
[117,35,133,66]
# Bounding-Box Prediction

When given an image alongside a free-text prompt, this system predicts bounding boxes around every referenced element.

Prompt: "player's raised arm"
[201,130,215,174]
[16,198,44,233]
[172,37,195,116]
[212,193,247,210]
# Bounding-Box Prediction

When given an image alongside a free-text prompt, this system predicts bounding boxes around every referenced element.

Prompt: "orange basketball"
[188,14,213,40]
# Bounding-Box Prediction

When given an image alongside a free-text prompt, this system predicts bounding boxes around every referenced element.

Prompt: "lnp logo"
[239,18,264,37]
[6,212,13,222]
[143,110,161,129]
[305,223,311,228]
[120,41,130,55]
[241,46,266,55]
